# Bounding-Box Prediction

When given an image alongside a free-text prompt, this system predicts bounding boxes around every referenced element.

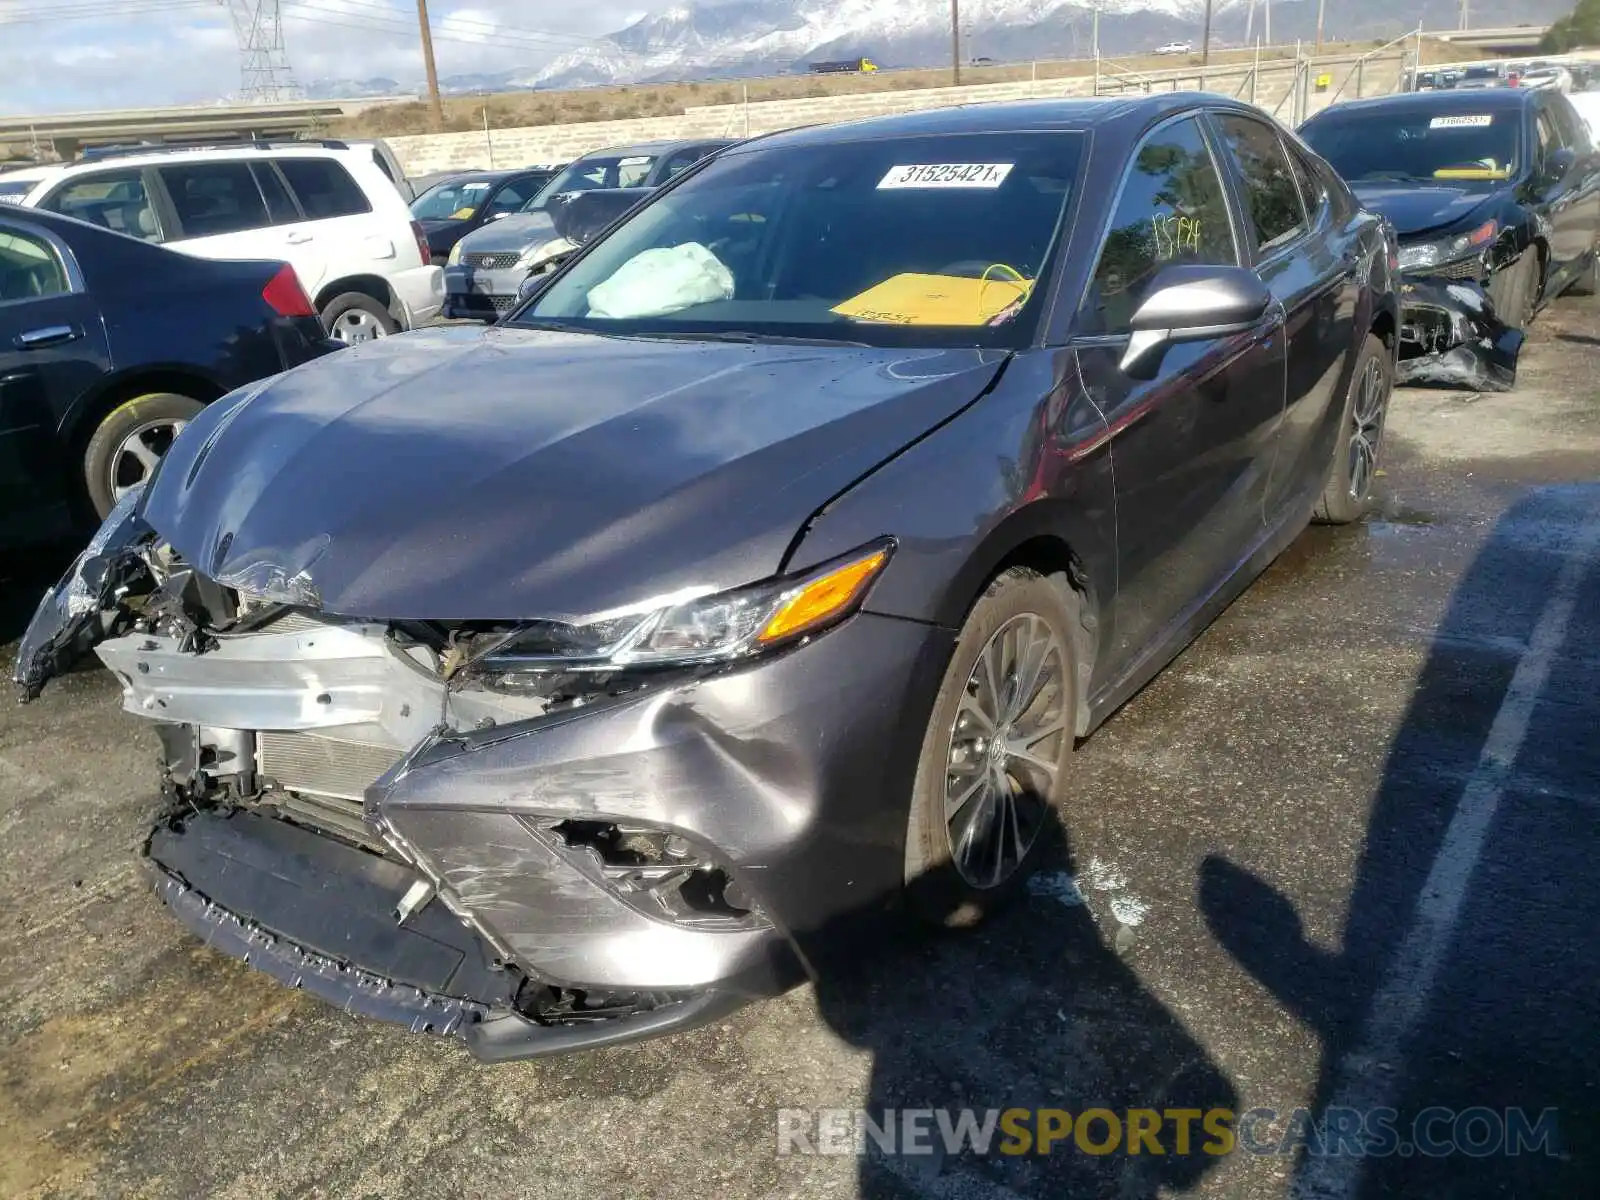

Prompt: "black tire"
[83,392,205,519]
[1487,252,1536,329]
[1314,334,1392,526]
[904,567,1079,928]
[320,291,399,344]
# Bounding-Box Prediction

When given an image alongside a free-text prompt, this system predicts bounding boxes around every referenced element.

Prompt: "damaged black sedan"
[16,95,1400,1060]
[1301,87,1600,390]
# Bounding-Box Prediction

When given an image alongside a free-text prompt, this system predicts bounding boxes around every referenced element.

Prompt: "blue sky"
[0,0,650,114]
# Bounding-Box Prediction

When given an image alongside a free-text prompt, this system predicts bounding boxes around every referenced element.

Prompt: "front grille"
[258,730,402,803]
[490,295,516,312]
[466,251,520,270]
[1414,257,1484,282]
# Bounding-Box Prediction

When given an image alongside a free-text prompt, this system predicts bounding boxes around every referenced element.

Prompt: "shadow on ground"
[808,813,1237,1198]
[1202,484,1600,1197]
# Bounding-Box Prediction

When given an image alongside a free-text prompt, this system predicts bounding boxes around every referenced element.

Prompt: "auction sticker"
[878,163,1014,189]
[1429,115,1493,128]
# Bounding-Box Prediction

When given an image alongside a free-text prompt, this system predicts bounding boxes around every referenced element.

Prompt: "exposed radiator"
[257,730,403,802]
[257,730,404,848]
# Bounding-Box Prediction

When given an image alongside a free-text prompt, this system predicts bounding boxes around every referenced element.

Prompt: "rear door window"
[275,157,371,219]
[40,170,161,241]
[0,228,70,302]
[252,163,300,224]
[157,162,269,238]
[1213,114,1307,255]
[1081,116,1239,335]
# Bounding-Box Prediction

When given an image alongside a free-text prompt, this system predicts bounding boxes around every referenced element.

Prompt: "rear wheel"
[1314,334,1392,525]
[321,292,398,344]
[904,567,1077,928]
[83,392,204,518]
[1487,251,1537,329]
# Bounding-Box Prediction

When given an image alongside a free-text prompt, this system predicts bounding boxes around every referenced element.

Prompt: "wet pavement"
[2,296,1597,1200]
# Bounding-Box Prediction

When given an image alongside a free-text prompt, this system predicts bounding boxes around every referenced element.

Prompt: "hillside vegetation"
[331,39,1473,139]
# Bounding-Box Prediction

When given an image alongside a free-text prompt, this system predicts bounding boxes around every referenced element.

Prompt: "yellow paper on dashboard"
[833,269,1032,326]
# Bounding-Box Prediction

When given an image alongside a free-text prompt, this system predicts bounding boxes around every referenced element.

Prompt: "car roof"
[742,93,1236,151]
[1311,88,1532,120]
[33,145,374,181]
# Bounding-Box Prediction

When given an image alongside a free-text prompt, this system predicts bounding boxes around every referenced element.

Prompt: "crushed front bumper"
[1395,277,1524,391]
[26,517,948,1056]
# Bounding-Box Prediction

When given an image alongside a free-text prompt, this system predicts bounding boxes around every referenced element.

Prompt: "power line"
[283,6,607,55]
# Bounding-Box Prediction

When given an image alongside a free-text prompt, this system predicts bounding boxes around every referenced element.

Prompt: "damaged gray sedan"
[16,95,1400,1059]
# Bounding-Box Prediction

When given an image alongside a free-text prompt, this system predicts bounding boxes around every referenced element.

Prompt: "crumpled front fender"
[1396,278,1524,392]
[12,490,155,702]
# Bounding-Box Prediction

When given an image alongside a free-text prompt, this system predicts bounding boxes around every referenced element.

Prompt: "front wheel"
[904,567,1078,928]
[1487,251,1537,329]
[1314,333,1392,525]
[83,392,205,518]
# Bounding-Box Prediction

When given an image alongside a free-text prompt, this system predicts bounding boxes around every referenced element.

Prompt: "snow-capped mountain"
[304,0,1571,99]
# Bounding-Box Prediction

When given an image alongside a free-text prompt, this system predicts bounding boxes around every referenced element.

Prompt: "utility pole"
[1201,0,1214,65]
[1314,0,1325,53]
[416,0,444,129]
[1092,1,1100,62]
[1245,0,1255,45]
[1265,0,1271,46]
[1459,0,1469,31]
[951,0,962,85]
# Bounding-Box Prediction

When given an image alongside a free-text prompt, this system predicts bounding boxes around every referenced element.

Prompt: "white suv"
[7,145,442,342]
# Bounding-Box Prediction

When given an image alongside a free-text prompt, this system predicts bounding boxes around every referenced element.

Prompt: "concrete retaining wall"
[387,52,1408,177]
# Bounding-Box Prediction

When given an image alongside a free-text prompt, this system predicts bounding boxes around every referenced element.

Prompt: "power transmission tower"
[218,0,304,102]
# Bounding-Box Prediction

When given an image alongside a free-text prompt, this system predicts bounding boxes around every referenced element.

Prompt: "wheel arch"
[314,274,401,323]
[58,364,227,456]
[930,506,1105,737]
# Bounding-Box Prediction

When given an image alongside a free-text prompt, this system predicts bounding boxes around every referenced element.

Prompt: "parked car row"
[0,142,443,343]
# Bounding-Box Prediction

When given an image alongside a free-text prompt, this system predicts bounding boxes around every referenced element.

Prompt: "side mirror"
[488,210,512,221]
[1539,146,1576,188]
[516,274,542,304]
[1120,265,1273,379]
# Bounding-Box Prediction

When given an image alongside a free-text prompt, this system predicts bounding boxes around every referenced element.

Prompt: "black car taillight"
[411,219,432,266]
[262,265,316,318]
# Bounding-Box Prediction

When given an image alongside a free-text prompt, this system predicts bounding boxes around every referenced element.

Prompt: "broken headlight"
[474,540,891,676]
[1396,219,1497,273]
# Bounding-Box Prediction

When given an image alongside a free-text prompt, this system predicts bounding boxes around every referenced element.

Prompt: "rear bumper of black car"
[1395,277,1523,391]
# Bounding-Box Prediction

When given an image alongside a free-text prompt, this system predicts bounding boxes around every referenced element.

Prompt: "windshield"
[513,132,1083,349]
[1302,108,1521,186]
[411,177,496,221]
[522,154,661,212]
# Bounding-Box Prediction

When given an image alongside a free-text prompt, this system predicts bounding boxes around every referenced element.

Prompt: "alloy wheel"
[111,418,188,502]
[943,612,1069,888]
[1346,356,1387,502]
[329,309,389,344]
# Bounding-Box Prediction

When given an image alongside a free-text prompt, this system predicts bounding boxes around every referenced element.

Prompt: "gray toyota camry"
[17,94,1399,1060]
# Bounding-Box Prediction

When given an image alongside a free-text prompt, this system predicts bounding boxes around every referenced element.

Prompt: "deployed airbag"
[588,242,734,318]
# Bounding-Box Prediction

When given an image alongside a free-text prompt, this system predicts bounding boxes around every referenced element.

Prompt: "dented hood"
[1348,182,1501,239]
[141,325,1006,620]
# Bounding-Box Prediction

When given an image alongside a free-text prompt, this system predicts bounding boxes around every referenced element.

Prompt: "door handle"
[14,324,80,350]
[285,231,314,245]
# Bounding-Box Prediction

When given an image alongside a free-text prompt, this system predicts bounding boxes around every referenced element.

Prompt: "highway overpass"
[1430,25,1551,54]
[0,100,350,161]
